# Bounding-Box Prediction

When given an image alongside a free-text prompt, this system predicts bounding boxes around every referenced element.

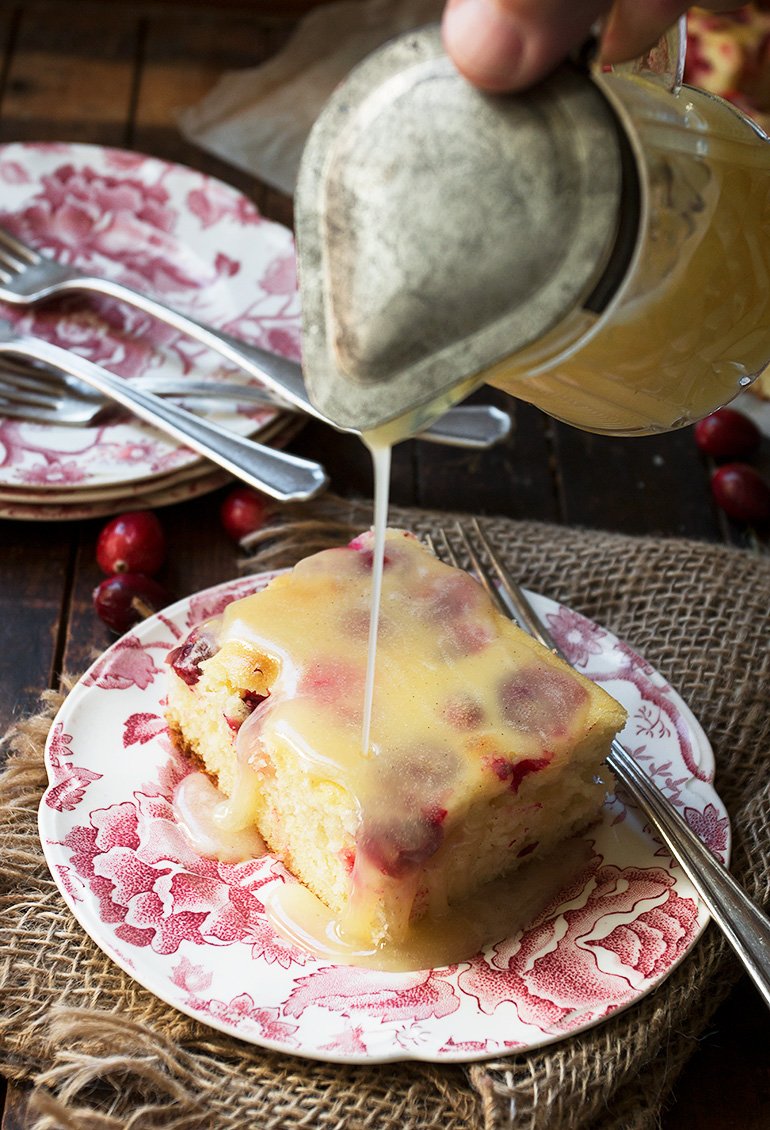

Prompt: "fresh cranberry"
[96,510,166,576]
[219,486,269,542]
[166,628,217,686]
[299,659,364,706]
[711,463,770,524]
[348,529,411,554]
[694,408,761,461]
[93,573,170,633]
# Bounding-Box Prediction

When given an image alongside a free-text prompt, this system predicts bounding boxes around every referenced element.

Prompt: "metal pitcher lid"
[295,25,624,432]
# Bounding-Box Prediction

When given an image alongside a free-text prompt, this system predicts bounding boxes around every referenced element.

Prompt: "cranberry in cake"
[165,529,627,950]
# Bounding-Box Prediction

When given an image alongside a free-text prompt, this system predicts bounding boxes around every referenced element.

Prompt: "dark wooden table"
[0,2,769,1126]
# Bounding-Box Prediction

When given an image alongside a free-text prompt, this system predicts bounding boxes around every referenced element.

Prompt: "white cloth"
[178,0,443,196]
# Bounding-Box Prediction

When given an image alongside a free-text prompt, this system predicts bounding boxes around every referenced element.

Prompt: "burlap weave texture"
[1,499,768,1129]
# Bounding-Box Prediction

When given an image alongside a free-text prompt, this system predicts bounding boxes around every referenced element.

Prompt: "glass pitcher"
[295,21,770,439]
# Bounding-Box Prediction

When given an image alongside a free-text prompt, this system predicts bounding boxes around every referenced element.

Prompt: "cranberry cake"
[165,530,626,948]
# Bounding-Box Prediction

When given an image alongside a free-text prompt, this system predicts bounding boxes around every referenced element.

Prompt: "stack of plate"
[0,141,305,521]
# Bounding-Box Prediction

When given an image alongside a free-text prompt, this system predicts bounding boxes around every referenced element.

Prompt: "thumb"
[441,0,610,92]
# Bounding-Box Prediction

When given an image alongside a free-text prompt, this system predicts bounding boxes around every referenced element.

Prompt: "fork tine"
[431,522,511,619]
[0,249,26,281]
[0,262,20,283]
[0,382,60,409]
[468,518,558,650]
[0,225,41,265]
[0,366,68,406]
[451,522,511,618]
[0,358,105,400]
[0,401,68,424]
[438,527,462,568]
[0,363,65,392]
[0,362,108,425]
[0,387,105,425]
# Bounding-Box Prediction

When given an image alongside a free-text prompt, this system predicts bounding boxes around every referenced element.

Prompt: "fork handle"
[1,336,328,502]
[608,739,770,1009]
[57,276,510,449]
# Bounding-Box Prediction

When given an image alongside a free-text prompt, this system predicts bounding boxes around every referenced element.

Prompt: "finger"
[600,0,689,65]
[441,0,610,92]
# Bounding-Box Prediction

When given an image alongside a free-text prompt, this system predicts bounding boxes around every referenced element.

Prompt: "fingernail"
[442,0,523,90]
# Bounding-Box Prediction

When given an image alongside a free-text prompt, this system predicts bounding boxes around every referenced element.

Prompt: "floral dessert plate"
[0,141,299,492]
[39,573,728,1064]
[0,419,303,521]
[0,411,296,506]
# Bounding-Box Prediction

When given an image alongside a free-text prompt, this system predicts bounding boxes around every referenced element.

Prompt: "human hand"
[441,1,768,92]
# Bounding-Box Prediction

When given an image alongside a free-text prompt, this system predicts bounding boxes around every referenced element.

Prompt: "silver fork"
[0,360,282,426]
[0,363,305,433]
[434,518,770,1010]
[0,358,511,449]
[0,225,512,450]
[0,320,328,502]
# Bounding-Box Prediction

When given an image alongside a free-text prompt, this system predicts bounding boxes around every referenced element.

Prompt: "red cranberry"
[443,694,484,729]
[241,689,268,711]
[167,628,217,686]
[223,698,267,734]
[694,408,760,461]
[96,510,166,576]
[711,463,770,524]
[93,573,170,633]
[488,755,551,793]
[350,546,392,570]
[219,486,269,542]
[359,811,446,878]
[499,666,587,740]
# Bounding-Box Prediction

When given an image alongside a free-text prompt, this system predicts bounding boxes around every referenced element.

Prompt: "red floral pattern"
[45,721,102,812]
[283,967,461,1023]
[62,786,276,955]
[459,858,698,1029]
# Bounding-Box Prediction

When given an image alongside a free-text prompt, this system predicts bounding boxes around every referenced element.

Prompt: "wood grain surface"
[0,2,768,1126]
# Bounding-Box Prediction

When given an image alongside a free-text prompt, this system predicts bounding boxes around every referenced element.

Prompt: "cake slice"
[165,529,626,948]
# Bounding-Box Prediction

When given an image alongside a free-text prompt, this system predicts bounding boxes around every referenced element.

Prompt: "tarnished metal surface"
[295,25,624,432]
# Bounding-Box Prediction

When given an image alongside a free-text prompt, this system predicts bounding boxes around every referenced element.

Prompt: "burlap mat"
[2,495,769,1129]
